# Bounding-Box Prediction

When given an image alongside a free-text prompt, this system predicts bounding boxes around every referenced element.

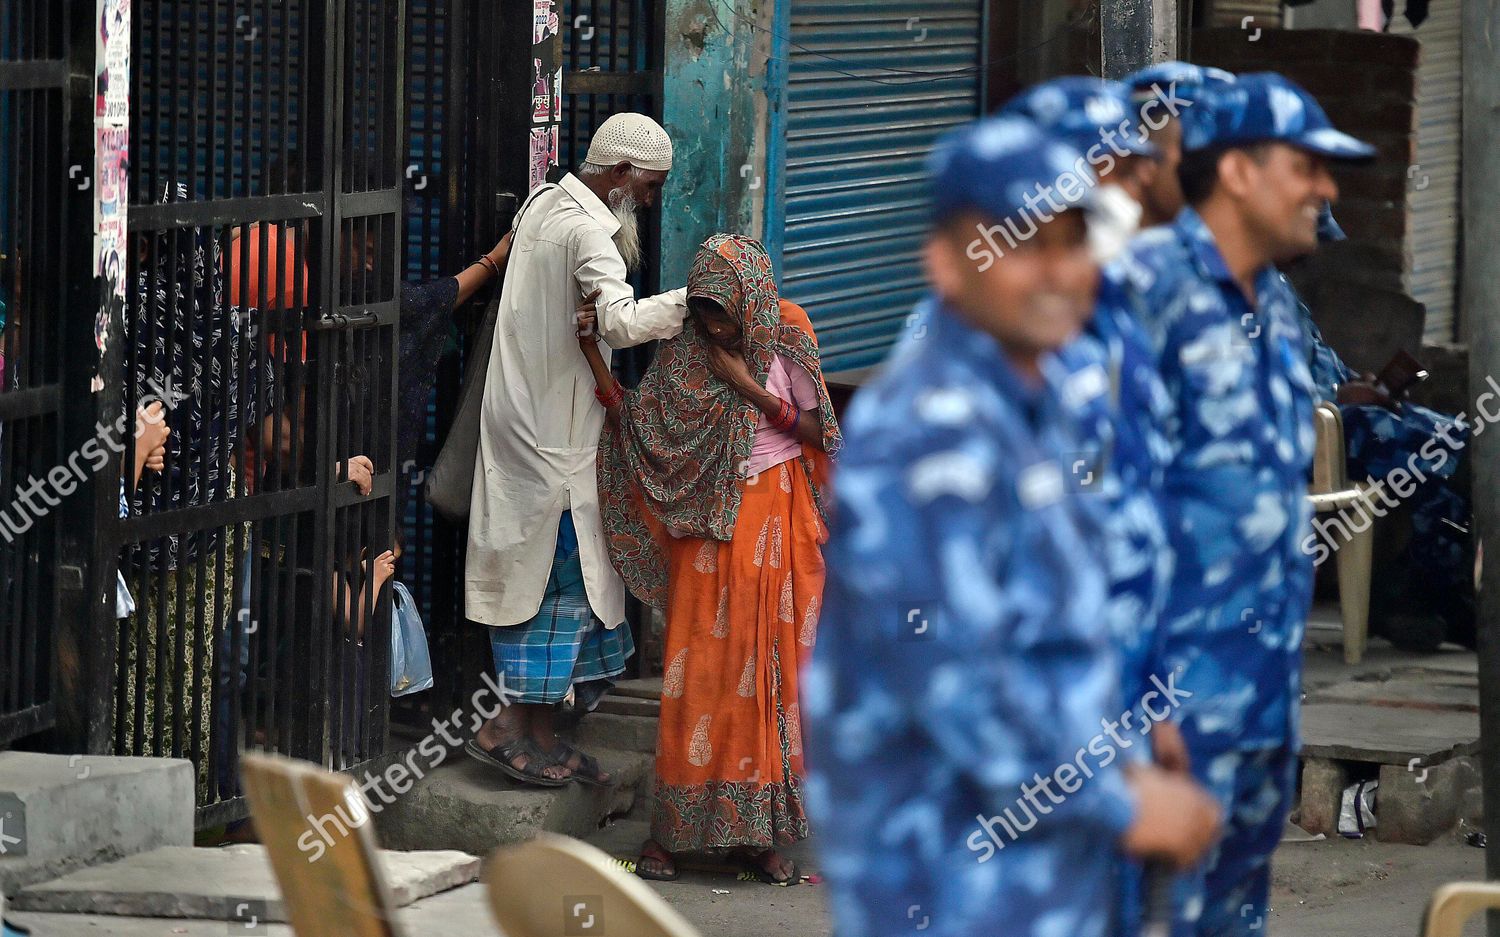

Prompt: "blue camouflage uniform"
[1117,72,1377,936]
[1065,288,1174,712]
[805,116,1142,937]
[1079,275,1178,937]
[1297,295,1472,630]
[1118,210,1313,935]
[1003,76,1176,755]
[1006,74,1185,937]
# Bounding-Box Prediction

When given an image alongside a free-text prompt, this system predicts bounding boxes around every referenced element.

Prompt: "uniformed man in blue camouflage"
[1296,205,1473,650]
[1002,75,1177,755]
[804,114,1220,937]
[1124,62,1240,235]
[1002,78,1186,937]
[1115,73,1376,936]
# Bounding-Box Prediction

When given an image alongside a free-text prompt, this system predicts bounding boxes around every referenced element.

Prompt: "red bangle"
[771,398,799,433]
[476,255,500,276]
[595,382,624,408]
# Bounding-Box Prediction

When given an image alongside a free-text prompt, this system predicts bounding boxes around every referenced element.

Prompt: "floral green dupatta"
[597,234,841,608]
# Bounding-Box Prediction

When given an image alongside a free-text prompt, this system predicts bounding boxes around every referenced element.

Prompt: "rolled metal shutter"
[780,0,984,378]
[1390,0,1461,342]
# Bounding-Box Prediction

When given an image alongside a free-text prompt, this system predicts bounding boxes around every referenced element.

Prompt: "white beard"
[608,188,644,273]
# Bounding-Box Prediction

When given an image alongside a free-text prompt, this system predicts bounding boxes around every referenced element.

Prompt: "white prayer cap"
[585,113,674,172]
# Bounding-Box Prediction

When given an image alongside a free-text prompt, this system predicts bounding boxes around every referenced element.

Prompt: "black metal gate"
[95,0,405,825]
[0,1,86,747]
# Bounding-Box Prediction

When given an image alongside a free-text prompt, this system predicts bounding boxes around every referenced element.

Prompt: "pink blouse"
[746,354,819,477]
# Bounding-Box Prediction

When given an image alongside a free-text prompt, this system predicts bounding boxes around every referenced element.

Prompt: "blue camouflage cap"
[1179,71,1376,160]
[1125,61,1237,97]
[1000,77,1157,158]
[1124,62,1236,136]
[927,115,1096,227]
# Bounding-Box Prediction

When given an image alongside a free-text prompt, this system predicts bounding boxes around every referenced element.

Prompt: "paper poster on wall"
[529,127,552,191]
[531,59,553,122]
[552,66,563,123]
[532,0,558,44]
[93,0,131,391]
[97,0,130,121]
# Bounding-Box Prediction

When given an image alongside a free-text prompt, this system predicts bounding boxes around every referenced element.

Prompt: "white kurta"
[465,173,687,628]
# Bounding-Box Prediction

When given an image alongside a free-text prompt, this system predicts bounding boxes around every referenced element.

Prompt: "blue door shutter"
[777,0,984,378]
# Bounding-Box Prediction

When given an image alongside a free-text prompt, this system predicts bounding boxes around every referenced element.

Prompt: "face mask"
[1087,184,1144,264]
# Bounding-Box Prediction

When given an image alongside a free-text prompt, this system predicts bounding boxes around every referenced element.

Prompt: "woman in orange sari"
[577,234,840,884]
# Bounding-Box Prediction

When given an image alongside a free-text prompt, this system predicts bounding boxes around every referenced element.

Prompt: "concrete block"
[572,712,660,755]
[1298,758,1350,837]
[374,747,651,855]
[1449,755,1484,828]
[11,844,478,920]
[0,753,193,895]
[1377,757,1464,845]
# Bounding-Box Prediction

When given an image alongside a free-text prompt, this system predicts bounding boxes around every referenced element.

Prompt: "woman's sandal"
[634,840,679,882]
[544,740,612,787]
[464,736,570,788]
[738,849,800,886]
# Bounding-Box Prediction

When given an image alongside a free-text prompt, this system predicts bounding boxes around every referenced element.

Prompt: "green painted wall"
[659,0,772,287]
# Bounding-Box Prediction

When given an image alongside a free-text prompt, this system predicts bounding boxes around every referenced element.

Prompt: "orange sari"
[595,235,839,852]
[651,454,827,850]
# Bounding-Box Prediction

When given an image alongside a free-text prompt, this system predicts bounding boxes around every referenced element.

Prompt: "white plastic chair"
[485,834,701,937]
[1421,881,1500,936]
[241,752,404,937]
[1307,402,1376,664]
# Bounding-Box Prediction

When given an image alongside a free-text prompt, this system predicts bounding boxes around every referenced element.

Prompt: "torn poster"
[532,0,558,45]
[531,58,553,122]
[529,127,555,191]
[93,0,131,391]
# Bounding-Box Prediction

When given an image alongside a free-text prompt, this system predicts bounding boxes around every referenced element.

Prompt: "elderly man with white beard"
[465,113,687,787]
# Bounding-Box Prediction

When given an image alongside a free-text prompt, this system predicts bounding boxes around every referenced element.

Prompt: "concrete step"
[10,843,477,922]
[595,694,662,717]
[609,678,664,700]
[374,746,652,855]
[570,710,660,755]
[0,753,194,895]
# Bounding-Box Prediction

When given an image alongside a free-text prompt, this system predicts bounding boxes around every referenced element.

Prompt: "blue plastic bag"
[389,581,434,697]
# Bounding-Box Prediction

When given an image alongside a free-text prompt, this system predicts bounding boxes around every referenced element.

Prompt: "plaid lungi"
[489,512,634,704]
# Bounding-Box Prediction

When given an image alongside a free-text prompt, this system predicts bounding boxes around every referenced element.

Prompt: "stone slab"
[11,844,479,920]
[8,884,498,936]
[0,753,194,895]
[1300,702,1479,765]
[1306,678,1479,712]
[375,747,650,854]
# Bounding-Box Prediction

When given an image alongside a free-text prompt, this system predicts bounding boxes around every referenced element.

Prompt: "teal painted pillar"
[660,0,772,287]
